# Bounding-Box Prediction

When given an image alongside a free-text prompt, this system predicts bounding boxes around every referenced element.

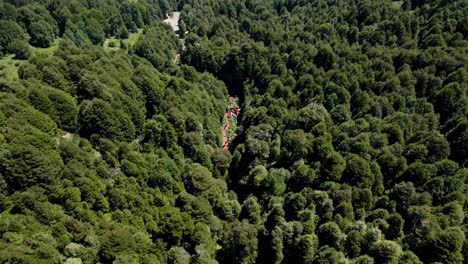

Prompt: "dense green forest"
[0,0,467,263]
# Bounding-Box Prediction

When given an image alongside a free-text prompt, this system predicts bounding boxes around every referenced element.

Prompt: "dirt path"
[165,13,237,148]
[173,52,180,64]
[163,12,184,64]
[163,12,180,32]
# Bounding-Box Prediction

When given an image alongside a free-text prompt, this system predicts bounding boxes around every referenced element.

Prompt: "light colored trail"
[163,12,180,32]
[164,12,183,64]
[173,52,180,64]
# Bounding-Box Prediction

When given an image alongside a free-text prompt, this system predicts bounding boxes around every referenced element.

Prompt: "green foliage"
[167,247,190,264]
[321,151,346,182]
[0,20,29,56]
[343,155,375,188]
[369,240,403,264]
[100,227,137,262]
[218,220,258,264]
[29,20,56,48]
[314,44,337,71]
[318,222,345,250]
[0,0,466,263]
[296,234,318,263]
[314,246,347,264]
[447,119,468,163]
[191,163,214,192]
[134,23,179,71]
[78,98,135,142]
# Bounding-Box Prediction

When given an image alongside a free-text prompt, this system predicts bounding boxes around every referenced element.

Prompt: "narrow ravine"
[164,12,241,149]
[221,97,241,149]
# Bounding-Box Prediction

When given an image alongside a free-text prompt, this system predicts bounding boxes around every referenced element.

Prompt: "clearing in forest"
[103,29,143,52]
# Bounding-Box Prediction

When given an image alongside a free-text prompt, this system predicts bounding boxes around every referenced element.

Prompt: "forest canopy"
[0,0,467,263]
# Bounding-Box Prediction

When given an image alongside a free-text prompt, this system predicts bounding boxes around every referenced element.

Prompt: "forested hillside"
[0,0,467,263]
